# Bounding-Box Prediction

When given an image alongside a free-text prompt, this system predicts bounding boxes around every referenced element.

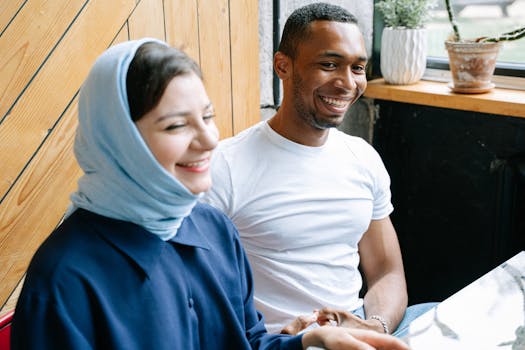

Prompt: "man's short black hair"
[278,2,358,59]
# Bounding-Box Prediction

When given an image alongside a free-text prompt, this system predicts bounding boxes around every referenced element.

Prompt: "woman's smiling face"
[135,72,219,194]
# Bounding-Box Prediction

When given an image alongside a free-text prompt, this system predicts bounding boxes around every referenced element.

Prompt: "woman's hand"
[302,326,409,350]
[280,311,320,335]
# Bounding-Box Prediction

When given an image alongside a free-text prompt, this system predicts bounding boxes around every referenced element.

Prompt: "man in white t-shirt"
[203,2,436,337]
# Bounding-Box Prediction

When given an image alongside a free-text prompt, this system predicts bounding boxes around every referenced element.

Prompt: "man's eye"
[320,62,336,69]
[352,65,366,73]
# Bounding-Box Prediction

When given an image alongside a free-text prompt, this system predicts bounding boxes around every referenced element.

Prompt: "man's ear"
[274,51,291,80]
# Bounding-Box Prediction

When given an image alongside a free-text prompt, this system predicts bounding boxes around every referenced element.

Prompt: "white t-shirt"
[203,121,393,333]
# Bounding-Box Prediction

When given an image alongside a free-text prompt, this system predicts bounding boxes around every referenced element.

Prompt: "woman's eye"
[203,114,216,122]
[165,123,186,131]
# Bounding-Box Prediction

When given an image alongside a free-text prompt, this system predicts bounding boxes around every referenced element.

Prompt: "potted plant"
[375,0,435,85]
[444,0,525,93]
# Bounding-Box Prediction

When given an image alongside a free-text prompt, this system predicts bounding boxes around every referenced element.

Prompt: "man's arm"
[358,216,408,334]
[280,217,407,336]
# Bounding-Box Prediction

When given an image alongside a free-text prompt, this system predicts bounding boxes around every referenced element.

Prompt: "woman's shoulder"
[191,202,230,220]
[186,203,239,239]
[25,209,133,283]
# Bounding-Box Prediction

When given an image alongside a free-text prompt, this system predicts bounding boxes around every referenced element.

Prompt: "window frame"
[370,0,525,86]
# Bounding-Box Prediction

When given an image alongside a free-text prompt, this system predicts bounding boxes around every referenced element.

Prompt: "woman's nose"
[193,125,219,150]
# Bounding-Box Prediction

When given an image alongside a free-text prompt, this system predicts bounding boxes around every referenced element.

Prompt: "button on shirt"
[12,204,302,350]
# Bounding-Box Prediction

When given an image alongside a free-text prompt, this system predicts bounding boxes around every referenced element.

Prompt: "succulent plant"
[375,0,435,29]
[444,0,525,42]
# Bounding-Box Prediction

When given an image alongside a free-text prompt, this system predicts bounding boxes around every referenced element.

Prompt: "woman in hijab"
[11,38,408,350]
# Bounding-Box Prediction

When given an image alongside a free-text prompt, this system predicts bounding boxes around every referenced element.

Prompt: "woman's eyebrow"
[155,102,214,123]
[155,111,190,123]
[203,102,214,112]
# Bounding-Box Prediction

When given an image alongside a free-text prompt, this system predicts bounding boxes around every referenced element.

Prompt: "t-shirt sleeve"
[369,145,394,220]
[201,148,234,216]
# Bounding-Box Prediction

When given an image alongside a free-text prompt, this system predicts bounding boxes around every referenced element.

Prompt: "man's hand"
[281,307,387,335]
[317,307,386,334]
[280,311,319,335]
[302,326,409,350]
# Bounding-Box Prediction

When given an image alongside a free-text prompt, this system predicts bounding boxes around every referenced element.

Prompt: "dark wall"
[372,100,525,304]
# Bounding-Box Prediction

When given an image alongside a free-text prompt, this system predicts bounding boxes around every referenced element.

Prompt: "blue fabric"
[352,302,439,337]
[70,38,197,240]
[11,204,303,350]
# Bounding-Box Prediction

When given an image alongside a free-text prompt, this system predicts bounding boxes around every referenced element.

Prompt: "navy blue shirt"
[12,204,303,349]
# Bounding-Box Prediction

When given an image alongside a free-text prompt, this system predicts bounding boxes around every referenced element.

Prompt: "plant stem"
[479,26,525,42]
[445,0,461,41]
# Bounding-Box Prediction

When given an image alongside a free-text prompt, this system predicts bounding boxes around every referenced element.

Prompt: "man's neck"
[268,109,329,147]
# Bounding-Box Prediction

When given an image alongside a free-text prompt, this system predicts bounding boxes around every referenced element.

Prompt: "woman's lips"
[176,159,210,173]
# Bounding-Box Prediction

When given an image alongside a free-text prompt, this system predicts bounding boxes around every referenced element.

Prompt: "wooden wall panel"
[164,0,200,65]
[0,0,260,313]
[198,0,233,138]
[113,23,131,45]
[0,0,25,33]
[0,99,81,305]
[230,0,261,134]
[0,0,86,122]
[128,0,165,40]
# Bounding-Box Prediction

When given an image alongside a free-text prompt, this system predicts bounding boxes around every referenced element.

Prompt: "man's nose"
[335,67,357,91]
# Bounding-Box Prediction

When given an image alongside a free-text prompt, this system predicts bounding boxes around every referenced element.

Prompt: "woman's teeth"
[179,160,206,168]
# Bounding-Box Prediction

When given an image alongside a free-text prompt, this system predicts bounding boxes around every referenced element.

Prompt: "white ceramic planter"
[380,27,427,85]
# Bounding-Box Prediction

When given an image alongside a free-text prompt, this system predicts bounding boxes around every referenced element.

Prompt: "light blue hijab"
[70,38,198,241]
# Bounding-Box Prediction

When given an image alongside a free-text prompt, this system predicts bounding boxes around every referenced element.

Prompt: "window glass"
[427,0,525,65]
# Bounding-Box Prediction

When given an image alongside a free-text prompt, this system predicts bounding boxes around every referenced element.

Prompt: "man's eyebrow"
[319,51,344,59]
[319,51,368,62]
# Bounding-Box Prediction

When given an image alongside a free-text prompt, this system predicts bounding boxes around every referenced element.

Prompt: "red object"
[0,310,14,350]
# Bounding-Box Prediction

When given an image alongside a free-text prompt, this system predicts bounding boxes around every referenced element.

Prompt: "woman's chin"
[184,180,212,195]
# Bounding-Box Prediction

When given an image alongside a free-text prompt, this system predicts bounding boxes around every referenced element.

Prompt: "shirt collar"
[79,209,210,278]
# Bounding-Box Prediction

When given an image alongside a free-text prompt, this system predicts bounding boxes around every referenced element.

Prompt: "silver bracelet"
[369,315,389,334]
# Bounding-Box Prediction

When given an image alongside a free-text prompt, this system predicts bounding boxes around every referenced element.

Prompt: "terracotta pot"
[381,27,427,85]
[445,40,502,93]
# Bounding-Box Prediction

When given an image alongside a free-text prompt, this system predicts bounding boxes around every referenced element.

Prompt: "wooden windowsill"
[363,78,525,119]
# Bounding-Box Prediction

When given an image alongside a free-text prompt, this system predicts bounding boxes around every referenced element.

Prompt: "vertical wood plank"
[197,0,233,139]
[230,0,260,134]
[163,0,200,65]
[0,0,87,123]
[128,0,165,40]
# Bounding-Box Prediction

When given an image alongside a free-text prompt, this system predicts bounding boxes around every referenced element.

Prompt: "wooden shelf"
[363,78,525,119]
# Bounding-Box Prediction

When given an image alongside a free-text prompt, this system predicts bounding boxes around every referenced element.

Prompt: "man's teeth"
[320,96,349,108]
